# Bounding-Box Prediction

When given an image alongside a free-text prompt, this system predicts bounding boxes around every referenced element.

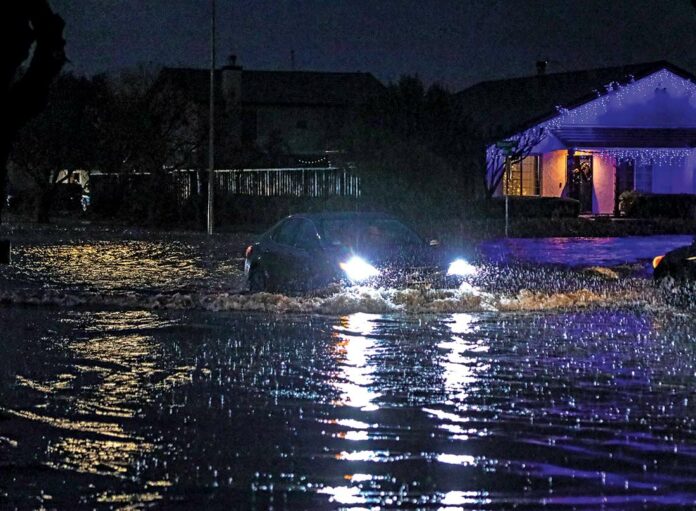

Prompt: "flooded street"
[1,228,695,508]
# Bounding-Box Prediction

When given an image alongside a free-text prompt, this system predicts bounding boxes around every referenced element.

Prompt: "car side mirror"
[429,239,441,247]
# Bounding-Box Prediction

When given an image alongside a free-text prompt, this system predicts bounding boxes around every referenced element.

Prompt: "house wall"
[541,150,615,214]
[591,154,616,214]
[541,150,567,197]
[254,105,347,154]
[652,158,695,194]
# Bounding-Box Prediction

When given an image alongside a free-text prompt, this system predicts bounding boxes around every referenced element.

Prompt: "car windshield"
[319,217,423,247]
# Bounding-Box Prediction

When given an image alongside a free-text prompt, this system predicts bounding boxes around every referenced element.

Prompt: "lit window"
[504,155,541,196]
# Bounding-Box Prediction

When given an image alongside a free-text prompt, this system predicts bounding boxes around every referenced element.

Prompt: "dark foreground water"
[0,229,695,509]
[1,308,695,509]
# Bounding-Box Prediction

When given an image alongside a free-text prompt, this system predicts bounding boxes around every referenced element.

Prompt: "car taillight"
[652,255,664,269]
[245,245,253,258]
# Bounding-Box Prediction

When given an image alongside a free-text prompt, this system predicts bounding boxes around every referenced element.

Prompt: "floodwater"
[482,235,694,267]
[1,228,695,509]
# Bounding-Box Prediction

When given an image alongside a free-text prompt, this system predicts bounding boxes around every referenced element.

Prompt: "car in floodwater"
[652,239,696,281]
[243,212,476,293]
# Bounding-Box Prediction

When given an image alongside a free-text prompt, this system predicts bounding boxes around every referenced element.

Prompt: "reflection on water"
[331,313,381,411]
[16,241,208,292]
[1,308,695,508]
[1,236,246,295]
[0,310,191,507]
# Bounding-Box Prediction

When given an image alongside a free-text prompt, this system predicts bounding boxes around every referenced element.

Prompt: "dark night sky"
[52,0,696,90]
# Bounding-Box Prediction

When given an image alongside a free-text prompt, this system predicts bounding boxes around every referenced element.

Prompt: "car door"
[289,219,325,290]
[263,217,303,288]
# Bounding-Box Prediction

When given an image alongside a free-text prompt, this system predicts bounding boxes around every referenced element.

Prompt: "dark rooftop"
[456,60,696,140]
[159,67,385,107]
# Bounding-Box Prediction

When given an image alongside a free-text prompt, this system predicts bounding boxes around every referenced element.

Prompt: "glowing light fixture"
[447,259,477,277]
[339,257,379,282]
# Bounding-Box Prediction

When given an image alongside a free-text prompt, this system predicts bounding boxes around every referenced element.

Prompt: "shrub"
[484,196,580,218]
[621,193,696,219]
[53,183,84,212]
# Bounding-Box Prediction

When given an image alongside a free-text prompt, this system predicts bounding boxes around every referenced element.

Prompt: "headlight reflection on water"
[331,313,381,411]
[447,258,477,277]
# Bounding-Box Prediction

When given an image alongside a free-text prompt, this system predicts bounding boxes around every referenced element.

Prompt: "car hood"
[326,243,450,269]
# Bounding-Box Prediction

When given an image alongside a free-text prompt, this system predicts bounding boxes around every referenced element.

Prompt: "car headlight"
[447,258,476,277]
[340,256,379,282]
[652,255,664,269]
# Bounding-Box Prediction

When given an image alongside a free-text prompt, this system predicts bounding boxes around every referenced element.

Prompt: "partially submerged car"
[653,240,696,281]
[243,212,476,293]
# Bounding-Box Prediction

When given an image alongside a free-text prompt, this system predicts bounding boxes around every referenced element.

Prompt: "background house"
[159,56,385,168]
[458,61,696,215]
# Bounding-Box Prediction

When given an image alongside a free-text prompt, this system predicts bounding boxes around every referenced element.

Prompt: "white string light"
[487,68,696,177]
[297,156,328,165]
[583,147,692,165]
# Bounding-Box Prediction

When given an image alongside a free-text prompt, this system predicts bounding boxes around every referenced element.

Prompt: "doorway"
[567,154,593,213]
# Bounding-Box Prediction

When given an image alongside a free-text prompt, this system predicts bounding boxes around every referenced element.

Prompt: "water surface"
[1,308,695,509]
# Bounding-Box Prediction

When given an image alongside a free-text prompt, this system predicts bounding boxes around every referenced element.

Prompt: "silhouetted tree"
[11,73,104,221]
[342,76,472,220]
[0,0,66,222]
[483,127,547,198]
[97,67,203,225]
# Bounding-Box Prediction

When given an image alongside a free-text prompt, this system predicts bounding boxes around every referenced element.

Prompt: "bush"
[53,183,84,212]
[620,192,696,219]
[484,196,580,218]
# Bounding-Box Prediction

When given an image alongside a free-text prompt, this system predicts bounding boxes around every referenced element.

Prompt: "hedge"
[484,196,581,218]
[619,192,696,219]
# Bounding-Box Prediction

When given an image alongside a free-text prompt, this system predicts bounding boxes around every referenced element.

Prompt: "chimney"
[536,60,548,76]
[221,53,242,107]
[224,54,240,70]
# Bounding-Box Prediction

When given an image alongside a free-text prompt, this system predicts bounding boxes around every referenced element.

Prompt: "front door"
[567,155,593,213]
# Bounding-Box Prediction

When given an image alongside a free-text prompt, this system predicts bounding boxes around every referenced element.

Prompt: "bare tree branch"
[484,127,546,198]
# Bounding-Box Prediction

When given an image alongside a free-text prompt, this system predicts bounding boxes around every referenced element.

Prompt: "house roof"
[159,67,385,107]
[552,127,696,148]
[456,61,696,141]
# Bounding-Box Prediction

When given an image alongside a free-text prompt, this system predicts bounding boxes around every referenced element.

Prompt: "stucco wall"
[591,154,616,214]
[652,160,695,194]
[541,150,567,197]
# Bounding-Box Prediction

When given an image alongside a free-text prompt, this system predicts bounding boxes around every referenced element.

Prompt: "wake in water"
[0,230,692,314]
[1,263,685,314]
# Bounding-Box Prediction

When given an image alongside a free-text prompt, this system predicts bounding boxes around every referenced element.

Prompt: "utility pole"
[207,0,216,235]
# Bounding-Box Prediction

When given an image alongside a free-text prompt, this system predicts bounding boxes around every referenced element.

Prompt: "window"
[635,163,653,193]
[319,218,423,247]
[293,220,321,251]
[504,155,541,196]
[271,218,302,245]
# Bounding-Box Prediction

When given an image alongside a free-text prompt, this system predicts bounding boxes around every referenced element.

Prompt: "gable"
[458,61,696,141]
[548,69,696,130]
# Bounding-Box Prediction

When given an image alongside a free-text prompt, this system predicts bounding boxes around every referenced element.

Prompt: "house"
[458,61,696,214]
[158,56,385,167]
